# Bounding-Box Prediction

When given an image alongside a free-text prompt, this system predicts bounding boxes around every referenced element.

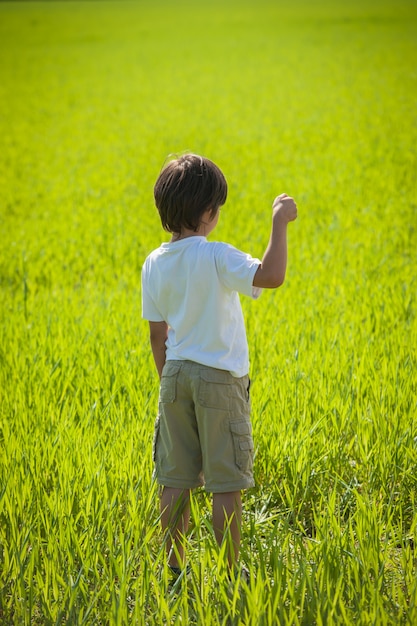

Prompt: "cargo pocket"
[230,420,254,472]
[198,368,232,410]
[160,362,181,403]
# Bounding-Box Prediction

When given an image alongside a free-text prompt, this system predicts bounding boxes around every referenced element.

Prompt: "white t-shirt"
[141,236,262,377]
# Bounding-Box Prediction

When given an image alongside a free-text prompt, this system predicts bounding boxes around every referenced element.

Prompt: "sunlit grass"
[1,0,416,623]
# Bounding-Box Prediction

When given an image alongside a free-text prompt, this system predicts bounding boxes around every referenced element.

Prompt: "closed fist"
[272,193,298,223]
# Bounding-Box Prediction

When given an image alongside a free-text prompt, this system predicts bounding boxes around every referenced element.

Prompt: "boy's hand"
[272,194,298,223]
[253,193,298,289]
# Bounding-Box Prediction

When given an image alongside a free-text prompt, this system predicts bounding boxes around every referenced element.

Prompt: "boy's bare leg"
[212,491,242,570]
[160,487,191,569]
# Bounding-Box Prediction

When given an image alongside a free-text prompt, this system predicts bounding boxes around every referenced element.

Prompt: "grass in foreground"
[1,0,416,623]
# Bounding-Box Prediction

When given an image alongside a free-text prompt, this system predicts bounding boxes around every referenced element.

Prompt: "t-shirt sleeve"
[215,244,262,299]
[141,262,165,321]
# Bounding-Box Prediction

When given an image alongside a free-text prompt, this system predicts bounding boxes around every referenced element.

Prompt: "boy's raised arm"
[149,320,168,378]
[253,193,297,289]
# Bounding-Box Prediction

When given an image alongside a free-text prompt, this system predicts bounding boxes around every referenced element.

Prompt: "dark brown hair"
[154,154,228,234]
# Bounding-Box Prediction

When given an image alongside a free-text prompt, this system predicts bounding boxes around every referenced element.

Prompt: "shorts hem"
[155,475,255,493]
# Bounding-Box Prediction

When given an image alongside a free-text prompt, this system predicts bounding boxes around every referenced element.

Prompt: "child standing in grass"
[141,154,297,580]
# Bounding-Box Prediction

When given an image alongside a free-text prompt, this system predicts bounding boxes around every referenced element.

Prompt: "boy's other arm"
[149,321,168,378]
[253,194,297,289]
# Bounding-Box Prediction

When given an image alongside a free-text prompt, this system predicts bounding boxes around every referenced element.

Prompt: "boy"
[141,154,297,580]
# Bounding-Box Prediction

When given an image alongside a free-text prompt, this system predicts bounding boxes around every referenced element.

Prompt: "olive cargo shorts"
[153,360,255,493]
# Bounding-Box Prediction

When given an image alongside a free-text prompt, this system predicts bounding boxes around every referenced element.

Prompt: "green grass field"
[1,0,416,623]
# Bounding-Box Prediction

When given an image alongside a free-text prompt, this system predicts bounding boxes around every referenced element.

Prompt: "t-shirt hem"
[165,356,248,378]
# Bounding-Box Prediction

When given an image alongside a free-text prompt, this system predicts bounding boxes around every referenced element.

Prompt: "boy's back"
[142,237,261,377]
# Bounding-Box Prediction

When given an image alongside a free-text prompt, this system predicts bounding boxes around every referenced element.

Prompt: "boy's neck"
[170,230,205,243]
[170,208,219,242]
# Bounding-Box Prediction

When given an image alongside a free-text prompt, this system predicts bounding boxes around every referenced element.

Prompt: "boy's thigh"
[195,365,255,493]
